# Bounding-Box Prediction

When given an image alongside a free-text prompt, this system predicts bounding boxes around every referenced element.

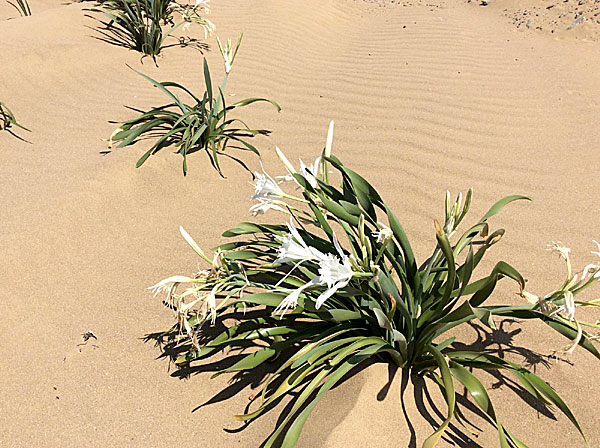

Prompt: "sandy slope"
[1,0,599,446]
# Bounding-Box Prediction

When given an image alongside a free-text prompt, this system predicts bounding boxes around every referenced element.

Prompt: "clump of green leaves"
[110,36,281,175]
[88,0,214,60]
[150,124,600,447]
[6,0,31,16]
[1,101,30,139]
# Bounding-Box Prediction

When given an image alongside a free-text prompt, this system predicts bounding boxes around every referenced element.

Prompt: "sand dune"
[1,0,599,446]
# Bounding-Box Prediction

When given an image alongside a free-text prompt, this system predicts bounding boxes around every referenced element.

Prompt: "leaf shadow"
[83,12,210,65]
[450,319,572,419]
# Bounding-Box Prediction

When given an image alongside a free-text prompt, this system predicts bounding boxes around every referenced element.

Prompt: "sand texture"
[1,0,600,446]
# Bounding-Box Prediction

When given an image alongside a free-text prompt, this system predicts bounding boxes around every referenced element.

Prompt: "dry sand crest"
[1,0,599,446]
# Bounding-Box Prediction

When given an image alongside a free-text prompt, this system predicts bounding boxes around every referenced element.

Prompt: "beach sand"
[1,0,599,446]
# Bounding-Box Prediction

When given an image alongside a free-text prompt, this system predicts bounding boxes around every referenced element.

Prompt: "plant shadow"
[84,12,210,65]
[144,317,570,447]
[448,319,573,419]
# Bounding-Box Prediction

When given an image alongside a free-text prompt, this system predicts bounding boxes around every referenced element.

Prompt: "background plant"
[110,36,281,175]
[88,0,214,60]
[150,123,600,447]
[1,101,30,139]
[6,0,31,16]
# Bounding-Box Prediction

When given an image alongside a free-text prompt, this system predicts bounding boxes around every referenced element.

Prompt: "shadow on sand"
[144,316,567,447]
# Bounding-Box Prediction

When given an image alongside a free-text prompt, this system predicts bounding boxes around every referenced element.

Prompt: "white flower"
[273,280,315,315]
[207,285,218,324]
[217,35,236,74]
[547,241,570,260]
[581,263,599,281]
[592,240,600,257]
[314,250,353,309]
[274,224,353,314]
[563,291,575,321]
[249,198,287,216]
[274,218,325,264]
[372,222,393,244]
[251,166,285,200]
[298,157,320,189]
[275,147,320,189]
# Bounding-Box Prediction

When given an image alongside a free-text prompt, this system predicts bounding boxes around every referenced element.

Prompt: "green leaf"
[213,345,277,376]
[385,206,417,281]
[450,362,496,419]
[280,344,387,448]
[519,369,588,444]
[238,292,286,307]
[224,250,264,260]
[470,304,496,330]
[422,345,455,448]
[480,195,532,222]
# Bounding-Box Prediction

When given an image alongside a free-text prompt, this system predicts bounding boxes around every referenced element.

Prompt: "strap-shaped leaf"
[385,206,417,281]
[480,195,532,222]
[422,345,455,448]
[280,343,388,448]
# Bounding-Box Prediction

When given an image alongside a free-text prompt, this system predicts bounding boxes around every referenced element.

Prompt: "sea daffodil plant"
[151,123,600,447]
[0,101,30,140]
[109,35,280,175]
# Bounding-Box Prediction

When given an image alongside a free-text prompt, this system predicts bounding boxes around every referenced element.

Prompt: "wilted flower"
[108,127,123,149]
[563,291,575,322]
[148,275,196,298]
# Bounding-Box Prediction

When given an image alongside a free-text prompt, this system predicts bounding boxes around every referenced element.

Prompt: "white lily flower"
[249,198,287,216]
[314,251,353,309]
[207,285,218,324]
[547,241,570,260]
[217,35,236,74]
[251,165,285,200]
[298,157,320,189]
[275,147,320,189]
[274,279,318,315]
[274,225,354,314]
[581,263,599,281]
[372,222,393,244]
[592,240,600,256]
[275,218,325,264]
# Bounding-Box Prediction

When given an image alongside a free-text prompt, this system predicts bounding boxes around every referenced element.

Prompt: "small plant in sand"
[1,101,30,138]
[150,123,600,447]
[6,0,31,16]
[110,35,281,175]
[89,0,214,60]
